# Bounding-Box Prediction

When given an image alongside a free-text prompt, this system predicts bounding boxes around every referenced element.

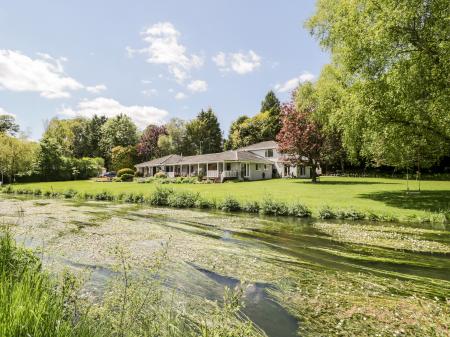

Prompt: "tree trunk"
[310,161,318,183]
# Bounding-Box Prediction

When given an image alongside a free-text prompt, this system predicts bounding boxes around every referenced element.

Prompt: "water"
[1,196,449,336]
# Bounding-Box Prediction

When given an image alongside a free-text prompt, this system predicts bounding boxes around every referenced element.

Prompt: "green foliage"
[149,186,174,206]
[185,108,223,155]
[117,168,135,177]
[111,146,136,172]
[219,196,241,212]
[119,174,134,182]
[335,208,366,221]
[306,0,450,168]
[154,171,167,179]
[157,118,189,156]
[167,191,199,208]
[318,205,336,219]
[242,201,260,213]
[289,202,312,218]
[260,197,289,216]
[100,114,138,167]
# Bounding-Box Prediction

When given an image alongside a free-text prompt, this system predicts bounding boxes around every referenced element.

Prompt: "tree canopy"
[185,108,223,154]
[306,0,450,169]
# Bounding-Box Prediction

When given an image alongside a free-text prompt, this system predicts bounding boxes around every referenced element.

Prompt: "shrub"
[219,196,241,212]
[154,171,167,179]
[134,170,143,177]
[33,189,42,196]
[259,197,289,216]
[194,197,215,209]
[336,209,366,220]
[123,193,144,203]
[62,189,77,199]
[120,173,134,182]
[318,205,336,219]
[289,202,311,218]
[117,168,135,177]
[167,191,199,208]
[148,186,173,206]
[94,191,114,201]
[2,185,14,194]
[242,201,260,213]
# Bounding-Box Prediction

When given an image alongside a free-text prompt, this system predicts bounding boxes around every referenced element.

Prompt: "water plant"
[259,197,289,216]
[288,202,311,218]
[219,196,241,212]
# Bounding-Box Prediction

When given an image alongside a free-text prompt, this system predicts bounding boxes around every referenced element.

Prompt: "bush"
[167,191,199,208]
[318,205,336,219]
[120,173,134,182]
[148,186,173,206]
[336,209,366,220]
[289,202,312,218]
[117,168,135,177]
[94,191,114,201]
[134,170,143,177]
[242,201,260,213]
[194,197,215,209]
[62,189,77,199]
[154,171,167,179]
[259,197,289,216]
[219,196,241,212]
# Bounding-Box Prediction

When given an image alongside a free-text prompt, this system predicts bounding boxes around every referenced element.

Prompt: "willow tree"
[306,0,450,169]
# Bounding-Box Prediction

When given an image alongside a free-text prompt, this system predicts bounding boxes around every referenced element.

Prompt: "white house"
[135,140,314,181]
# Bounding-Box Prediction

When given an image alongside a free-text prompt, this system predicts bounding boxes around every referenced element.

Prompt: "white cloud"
[127,22,203,83]
[274,72,315,93]
[60,97,168,128]
[141,79,152,84]
[212,50,261,74]
[86,84,107,94]
[0,50,83,98]
[0,107,15,117]
[175,92,187,100]
[187,79,207,93]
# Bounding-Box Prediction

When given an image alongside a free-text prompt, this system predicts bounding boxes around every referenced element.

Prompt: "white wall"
[247,163,272,180]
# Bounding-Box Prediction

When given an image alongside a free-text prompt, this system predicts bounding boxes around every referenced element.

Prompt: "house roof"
[237,140,278,151]
[135,154,182,168]
[136,150,273,167]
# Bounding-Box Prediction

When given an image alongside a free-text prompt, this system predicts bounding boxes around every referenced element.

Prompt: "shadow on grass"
[360,190,450,212]
[293,180,399,185]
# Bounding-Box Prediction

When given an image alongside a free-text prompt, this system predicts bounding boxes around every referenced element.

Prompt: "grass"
[0,228,264,337]
[5,177,450,221]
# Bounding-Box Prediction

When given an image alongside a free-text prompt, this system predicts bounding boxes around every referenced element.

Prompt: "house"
[135,140,314,181]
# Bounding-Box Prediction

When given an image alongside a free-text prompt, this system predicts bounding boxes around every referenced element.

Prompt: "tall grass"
[0,229,265,337]
[2,185,448,224]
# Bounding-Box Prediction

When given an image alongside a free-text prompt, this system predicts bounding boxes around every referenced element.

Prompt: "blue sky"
[0,0,329,139]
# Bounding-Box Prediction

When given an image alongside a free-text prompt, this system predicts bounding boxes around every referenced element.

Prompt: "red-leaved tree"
[276,102,324,183]
[136,124,167,161]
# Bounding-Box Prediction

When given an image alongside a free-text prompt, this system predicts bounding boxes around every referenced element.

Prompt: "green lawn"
[6,177,450,220]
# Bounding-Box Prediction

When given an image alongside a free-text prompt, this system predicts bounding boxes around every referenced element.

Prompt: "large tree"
[306,0,450,169]
[277,97,327,183]
[72,115,108,158]
[136,124,167,161]
[157,118,189,156]
[0,134,38,183]
[111,146,137,171]
[43,118,86,157]
[260,90,282,139]
[185,108,223,154]
[100,114,138,167]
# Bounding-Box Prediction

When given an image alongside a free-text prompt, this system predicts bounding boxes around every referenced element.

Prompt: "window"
[265,149,274,158]
[299,166,305,176]
[226,163,231,171]
[256,164,260,171]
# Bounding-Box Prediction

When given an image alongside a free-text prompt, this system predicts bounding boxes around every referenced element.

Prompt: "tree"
[185,108,223,154]
[260,90,282,139]
[136,124,167,161]
[111,146,136,171]
[277,100,326,183]
[43,118,86,157]
[36,137,65,181]
[157,118,189,156]
[72,115,107,158]
[0,134,37,183]
[306,0,450,168]
[100,114,138,167]
[0,115,20,135]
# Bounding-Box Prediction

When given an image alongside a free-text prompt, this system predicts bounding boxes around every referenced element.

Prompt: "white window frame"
[265,149,274,158]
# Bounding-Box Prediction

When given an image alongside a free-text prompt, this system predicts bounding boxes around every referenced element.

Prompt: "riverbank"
[1,197,448,336]
[2,176,449,224]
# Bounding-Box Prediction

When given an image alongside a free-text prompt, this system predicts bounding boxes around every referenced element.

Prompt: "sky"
[0,0,329,140]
